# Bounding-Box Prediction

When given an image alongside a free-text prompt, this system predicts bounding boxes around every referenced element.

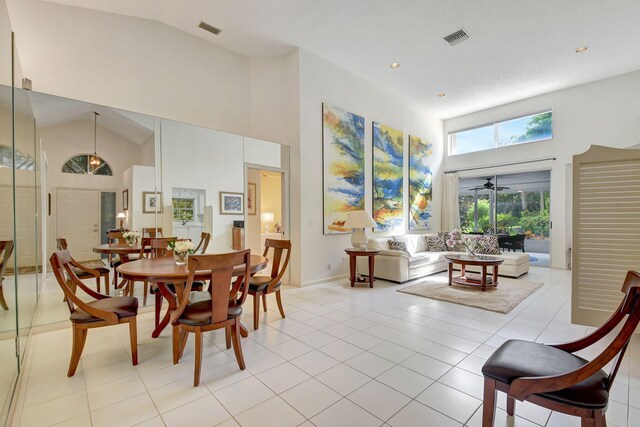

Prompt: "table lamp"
[344,210,376,249]
[116,212,126,231]
[261,211,274,234]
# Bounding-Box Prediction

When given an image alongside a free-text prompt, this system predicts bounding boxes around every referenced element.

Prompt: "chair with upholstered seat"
[171,250,251,386]
[0,241,14,310]
[194,232,211,254]
[50,250,139,377]
[249,239,291,330]
[56,238,110,295]
[481,270,640,427]
[142,227,163,238]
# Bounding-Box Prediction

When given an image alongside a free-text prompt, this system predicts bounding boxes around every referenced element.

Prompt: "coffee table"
[444,254,504,291]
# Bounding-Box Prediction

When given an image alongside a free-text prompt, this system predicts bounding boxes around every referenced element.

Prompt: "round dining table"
[117,255,269,338]
[93,243,149,290]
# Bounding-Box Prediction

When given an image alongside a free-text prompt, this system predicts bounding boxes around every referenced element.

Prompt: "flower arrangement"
[168,240,196,265]
[446,229,476,256]
[122,230,139,245]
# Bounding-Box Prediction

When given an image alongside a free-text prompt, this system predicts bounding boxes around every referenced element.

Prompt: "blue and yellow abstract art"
[408,135,433,230]
[372,122,403,231]
[322,103,365,234]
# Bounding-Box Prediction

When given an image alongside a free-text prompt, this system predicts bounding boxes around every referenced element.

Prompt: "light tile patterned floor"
[14,267,640,426]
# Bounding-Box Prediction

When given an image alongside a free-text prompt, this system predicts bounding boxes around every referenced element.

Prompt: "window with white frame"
[449,111,552,155]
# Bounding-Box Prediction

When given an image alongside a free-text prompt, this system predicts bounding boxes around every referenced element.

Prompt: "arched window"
[62,154,112,176]
[0,144,35,170]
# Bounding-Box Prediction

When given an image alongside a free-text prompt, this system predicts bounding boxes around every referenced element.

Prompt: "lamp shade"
[261,212,275,222]
[344,210,376,229]
[116,212,126,219]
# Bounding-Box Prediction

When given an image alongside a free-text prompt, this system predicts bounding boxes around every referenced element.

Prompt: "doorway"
[458,170,551,267]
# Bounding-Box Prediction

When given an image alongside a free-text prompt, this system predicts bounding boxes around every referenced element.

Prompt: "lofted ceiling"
[40,0,640,118]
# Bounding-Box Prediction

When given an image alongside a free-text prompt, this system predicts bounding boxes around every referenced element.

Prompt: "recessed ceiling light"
[437,92,446,98]
[575,46,588,53]
[390,62,400,69]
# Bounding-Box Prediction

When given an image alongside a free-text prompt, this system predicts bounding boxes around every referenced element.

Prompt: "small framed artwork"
[220,191,244,215]
[122,189,129,211]
[247,183,257,215]
[142,191,163,214]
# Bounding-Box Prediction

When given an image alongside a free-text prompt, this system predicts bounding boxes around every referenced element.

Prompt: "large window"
[62,154,112,176]
[449,111,552,155]
[172,198,195,224]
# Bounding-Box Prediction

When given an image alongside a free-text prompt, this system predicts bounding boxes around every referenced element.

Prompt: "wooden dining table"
[117,255,269,338]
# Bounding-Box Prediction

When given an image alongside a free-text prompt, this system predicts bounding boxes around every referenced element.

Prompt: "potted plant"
[169,240,196,265]
[122,230,139,246]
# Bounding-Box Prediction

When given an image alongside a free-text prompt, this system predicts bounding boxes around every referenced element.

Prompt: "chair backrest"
[0,241,14,280]
[171,250,251,326]
[56,238,68,250]
[194,232,211,254]
[142,227,163,238]
[49,250,117,323]
[107,230,124,243]
[150,237,176,258]
[262,239,291,291]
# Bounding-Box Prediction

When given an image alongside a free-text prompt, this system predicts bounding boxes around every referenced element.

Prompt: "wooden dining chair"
[194,232,211,254]
[0,241,14,310]
[171,250,251,386]
[107,230,125,288]
[481,270,640,427]
[142,227,163,238]
[50,250,139,377]
[249,239,291,330]
[57,238,110,295]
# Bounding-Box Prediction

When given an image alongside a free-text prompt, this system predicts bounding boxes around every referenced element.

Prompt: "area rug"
[397,276,543,314]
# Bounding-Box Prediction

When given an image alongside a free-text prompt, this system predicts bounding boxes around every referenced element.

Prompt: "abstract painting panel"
[322,103,365,234]
[372,122,403,231]
[408,135,433,230]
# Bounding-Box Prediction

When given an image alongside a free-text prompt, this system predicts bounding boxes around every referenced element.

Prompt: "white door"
[57,189,100,261]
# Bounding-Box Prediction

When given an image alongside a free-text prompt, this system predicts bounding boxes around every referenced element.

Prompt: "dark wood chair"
[194,232,211,254]
[170,250,251,386]
[50,250,139,377]
[249,239,291,330]
[142,227,163,238]
[56,238,110,295]
[0,241,14,310]
[498,234,526,252]
[481,270,640,427]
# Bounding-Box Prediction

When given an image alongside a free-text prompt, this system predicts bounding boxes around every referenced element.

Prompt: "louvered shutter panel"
[572,145,640,326]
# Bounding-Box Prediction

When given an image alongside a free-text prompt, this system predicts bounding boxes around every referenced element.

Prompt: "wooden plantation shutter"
[572,145,640,326]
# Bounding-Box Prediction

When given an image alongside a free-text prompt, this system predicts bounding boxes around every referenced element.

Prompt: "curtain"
[441,172,460,231]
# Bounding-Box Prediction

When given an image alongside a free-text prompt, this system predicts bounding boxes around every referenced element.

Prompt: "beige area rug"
[397,276,543,314]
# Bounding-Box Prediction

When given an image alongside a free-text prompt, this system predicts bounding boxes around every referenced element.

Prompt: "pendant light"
[89,111,101,169]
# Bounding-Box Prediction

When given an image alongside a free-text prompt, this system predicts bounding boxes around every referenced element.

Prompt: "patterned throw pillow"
[388,239,409,253]
[427,236,447,252]
[475,235,501,255]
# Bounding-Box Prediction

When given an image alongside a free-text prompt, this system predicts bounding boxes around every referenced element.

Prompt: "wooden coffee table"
[444,254,504,291]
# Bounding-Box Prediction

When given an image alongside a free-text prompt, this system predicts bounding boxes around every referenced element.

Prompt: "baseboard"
[301,274,348,287]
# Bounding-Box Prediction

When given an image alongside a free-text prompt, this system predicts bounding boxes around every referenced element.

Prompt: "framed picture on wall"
[220,191,244,215]
[247,183,256,215]
[142,191,163,214]
[122,189,129,211]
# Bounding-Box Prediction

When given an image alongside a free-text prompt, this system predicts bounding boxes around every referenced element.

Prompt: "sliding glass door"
[459,171,550,266]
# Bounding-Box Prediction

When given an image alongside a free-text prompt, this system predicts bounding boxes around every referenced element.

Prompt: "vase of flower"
[169,240,196,265]
[446,229,476,257]
[122,230,139,247]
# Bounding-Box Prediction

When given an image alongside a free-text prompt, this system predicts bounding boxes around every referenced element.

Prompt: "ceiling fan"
[469,177,510,192]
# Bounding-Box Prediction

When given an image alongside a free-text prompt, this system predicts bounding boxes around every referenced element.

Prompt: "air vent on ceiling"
[443,28,469,46]
[198,21,222,36]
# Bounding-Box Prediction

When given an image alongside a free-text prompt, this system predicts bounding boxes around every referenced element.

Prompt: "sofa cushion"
[393,235,425,255]
[473,235,501,255]
[427,235,447,252]
[388,240,409,253]
[368,237,389,251]
[408,252,444,268]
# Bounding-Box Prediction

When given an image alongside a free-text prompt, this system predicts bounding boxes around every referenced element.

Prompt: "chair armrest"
[378,250,410,258]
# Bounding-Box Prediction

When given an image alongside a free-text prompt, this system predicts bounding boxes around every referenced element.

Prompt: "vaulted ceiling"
[43,0,640,118]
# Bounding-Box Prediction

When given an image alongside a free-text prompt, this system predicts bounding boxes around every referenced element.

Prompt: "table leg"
[481,266,487,291]
[448,263,453,286]
[349,255,356,287]
[152,282,177,338]
[493,265,499,286]
[461,264,466,277]
[368,255,375,288]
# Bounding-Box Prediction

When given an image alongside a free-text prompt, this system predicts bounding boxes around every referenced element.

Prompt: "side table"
[344,248,379,288]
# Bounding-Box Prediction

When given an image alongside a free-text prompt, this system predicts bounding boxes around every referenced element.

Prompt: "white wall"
[444,70,640,270]
[6,0,252,136]
[129,165,156,231]
[298,50,444,286]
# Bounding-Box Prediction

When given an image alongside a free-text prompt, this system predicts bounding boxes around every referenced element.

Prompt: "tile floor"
[13,267,640,427]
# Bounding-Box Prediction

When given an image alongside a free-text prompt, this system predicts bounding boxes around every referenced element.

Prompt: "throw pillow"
[427,236,447,252]
[388,239,409,253]
[475,235,501,255]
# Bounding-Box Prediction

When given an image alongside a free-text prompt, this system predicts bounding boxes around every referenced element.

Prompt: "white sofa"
[357,233,530,283]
